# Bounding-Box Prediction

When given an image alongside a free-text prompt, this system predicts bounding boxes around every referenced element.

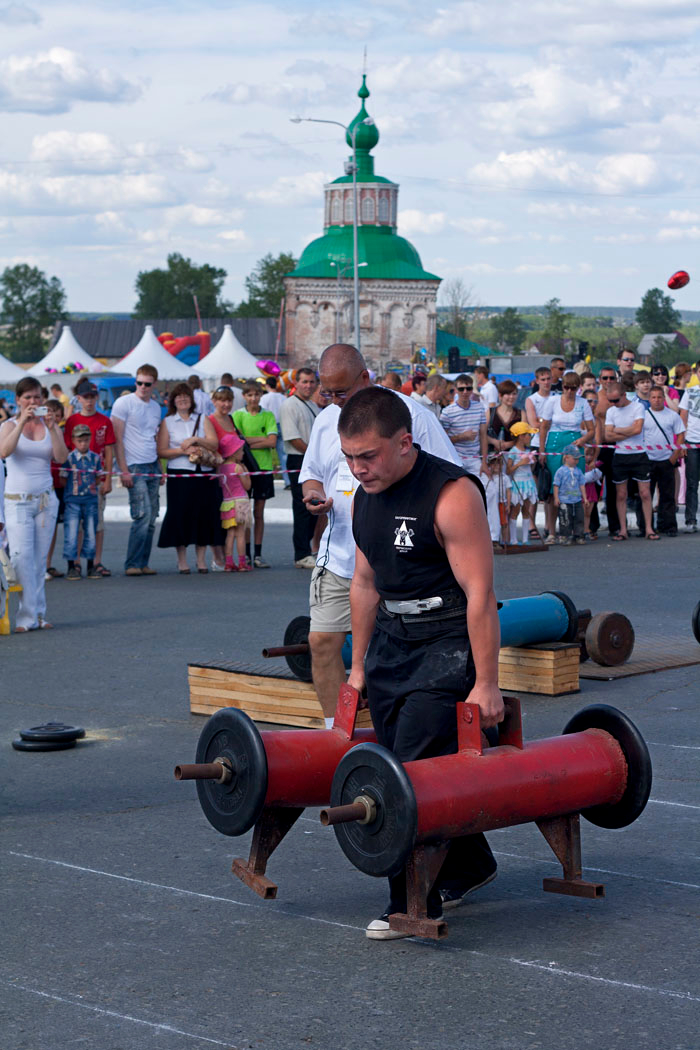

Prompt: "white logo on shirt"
[394,520,414,549]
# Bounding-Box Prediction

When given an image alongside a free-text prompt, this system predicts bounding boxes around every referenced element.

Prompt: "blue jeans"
[125,461,161,569]
[63,496,98,561]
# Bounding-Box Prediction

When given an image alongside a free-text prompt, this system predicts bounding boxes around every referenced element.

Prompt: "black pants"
[366,608,496,917]
[598,446,620,535]
[650,459,677,532]
[558,502,584,539]
[287,453,316,561]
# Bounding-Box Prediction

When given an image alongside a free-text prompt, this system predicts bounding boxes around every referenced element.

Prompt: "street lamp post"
[290,115,373,351]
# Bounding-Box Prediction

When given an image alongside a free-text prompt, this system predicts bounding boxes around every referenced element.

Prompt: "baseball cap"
[510,421,538,437]
[76,380,98,396]
[72,423,92,437]
[562,444,579,457]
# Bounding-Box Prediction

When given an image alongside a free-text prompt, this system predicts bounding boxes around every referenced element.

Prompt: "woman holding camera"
[0,376,68,631]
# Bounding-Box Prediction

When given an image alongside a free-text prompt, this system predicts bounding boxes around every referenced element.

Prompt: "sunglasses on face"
[136,380,153,387]
[621,357,634,363]
[456,386,472,392]
[608,397,621,404]
[563,384,578,390]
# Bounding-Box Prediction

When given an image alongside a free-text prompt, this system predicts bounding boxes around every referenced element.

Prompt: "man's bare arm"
[348,545,380,697]
[435,479,503,728]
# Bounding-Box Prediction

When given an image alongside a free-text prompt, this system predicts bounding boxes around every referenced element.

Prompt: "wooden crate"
[188,660,374,729]
[498,642,580,696]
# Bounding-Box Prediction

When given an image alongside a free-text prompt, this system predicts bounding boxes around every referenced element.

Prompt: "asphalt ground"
[1,517,699,1050]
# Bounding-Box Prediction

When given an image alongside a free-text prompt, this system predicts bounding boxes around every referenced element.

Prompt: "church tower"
[283,77,441,368]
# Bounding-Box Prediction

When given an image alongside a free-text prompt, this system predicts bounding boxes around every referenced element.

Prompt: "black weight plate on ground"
[585,612,635,666]
[12,738,77,752]
[20,722,86,742]
[563,704,652,829]
[283,615,312,681]
[541,590,579,642]
[194,708,268,836]
[692,600,700,644]
[329,743,417,877]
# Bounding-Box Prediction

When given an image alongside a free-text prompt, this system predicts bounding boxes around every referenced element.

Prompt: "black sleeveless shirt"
[352,448,485,600]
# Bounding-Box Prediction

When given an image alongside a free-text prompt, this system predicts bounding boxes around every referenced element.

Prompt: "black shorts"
[250,471,275,501]
[612,452,651,485]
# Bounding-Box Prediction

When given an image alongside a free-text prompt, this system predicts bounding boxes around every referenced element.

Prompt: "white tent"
[0,352,27,384]
[28,325,101,376]
[110,325,195,381]
[196,324,260,378]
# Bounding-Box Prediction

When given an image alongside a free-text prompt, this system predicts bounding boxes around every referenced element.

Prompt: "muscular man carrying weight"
[341,386,504,939]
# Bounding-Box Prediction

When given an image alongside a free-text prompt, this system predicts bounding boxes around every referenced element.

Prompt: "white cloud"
[452,217,507,236]
[527,203,603,220]
[0,3,40,24]
[0,171,178,214]
[246,171,329,206]
[665,209,700,224]
[217,229,249,244]
[0,48,141,115]
[514,263,572,274]
[28,131,213,175]
[165,205,243,228]
[469,148,663,194]
[398,209,447,235]
[657,225,700,241]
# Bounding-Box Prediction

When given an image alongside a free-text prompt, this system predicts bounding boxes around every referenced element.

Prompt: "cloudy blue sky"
[2,0,700,312]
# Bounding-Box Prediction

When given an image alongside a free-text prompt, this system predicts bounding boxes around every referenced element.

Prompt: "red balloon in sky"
[668,270,690,290]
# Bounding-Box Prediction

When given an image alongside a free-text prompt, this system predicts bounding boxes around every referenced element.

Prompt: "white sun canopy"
[28,325,101,376]
[196,324,260,378]
[0,352,27,383]
[110,325,196,380]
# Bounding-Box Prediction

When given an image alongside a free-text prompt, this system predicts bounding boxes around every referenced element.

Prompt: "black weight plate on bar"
[20,722,86,742]
[563,704,652,829]
[283,615,312,681]
[12,738,77,752]
[692,600,700,644]
[195,708,268,836]
[541,590,579,642]
[585,612,635,666]
[329,743,417,877]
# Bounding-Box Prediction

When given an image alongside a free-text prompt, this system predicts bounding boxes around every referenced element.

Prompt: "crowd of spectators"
[0,347,698,632]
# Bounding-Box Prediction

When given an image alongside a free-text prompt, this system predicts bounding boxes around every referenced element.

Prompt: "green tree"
[489,307,526,351]
[133,253,232,319]
[233,251,297,317]
[635,288,682,334]
[0,264,67,362]
[539,297,573,354]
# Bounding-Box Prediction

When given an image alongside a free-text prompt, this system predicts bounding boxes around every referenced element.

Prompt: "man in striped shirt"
[440,374,488,476]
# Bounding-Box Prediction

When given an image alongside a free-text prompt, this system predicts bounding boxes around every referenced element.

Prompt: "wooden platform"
[580,636,700,681]
[497,642,580,696]
[188,660,374,729]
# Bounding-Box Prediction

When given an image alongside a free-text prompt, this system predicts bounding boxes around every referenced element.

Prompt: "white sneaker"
[365,914,411,941]
[544,534,556,545]
[295,555,317,569]
[210,560,226,572]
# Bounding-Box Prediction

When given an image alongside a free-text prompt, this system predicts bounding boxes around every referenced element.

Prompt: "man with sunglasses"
[64,380,116,577]
[595,367,622,536]
[111,366,164,575]
[617,348,636,377]
[604,381,657,540]
[549,357,566,394]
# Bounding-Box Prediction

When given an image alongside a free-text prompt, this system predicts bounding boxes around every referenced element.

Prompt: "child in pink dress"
[219,433,252,571]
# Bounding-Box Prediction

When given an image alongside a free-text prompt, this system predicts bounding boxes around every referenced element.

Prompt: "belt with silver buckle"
[382,596,445,615]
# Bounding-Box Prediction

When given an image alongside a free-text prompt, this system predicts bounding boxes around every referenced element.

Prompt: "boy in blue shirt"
[60,424,104,579]
[553,444,589,545]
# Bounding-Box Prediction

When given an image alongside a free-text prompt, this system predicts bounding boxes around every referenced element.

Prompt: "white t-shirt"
[605,399,645,454]
[642,406,685,462]
[111,393,162,465]
[299,391,459,579]
[260,391,286,422]
[680,387,700,443]
[541,397,593,434]
[526,390,552,449]
[479,379,499,412]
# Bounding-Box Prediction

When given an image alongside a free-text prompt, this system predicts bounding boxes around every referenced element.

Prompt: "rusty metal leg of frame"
[389,843,450,939]
[537,813,605,899]
[231,807,304,900]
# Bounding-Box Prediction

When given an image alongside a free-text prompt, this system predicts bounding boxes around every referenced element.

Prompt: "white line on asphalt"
[648,742,700,751]
[492,850,700,890]
[648,799,700,810]
[7,850,699,1002]
[3,982,238,1047]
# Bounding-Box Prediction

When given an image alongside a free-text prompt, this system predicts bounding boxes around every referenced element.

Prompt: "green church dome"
[287,76,440,284]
